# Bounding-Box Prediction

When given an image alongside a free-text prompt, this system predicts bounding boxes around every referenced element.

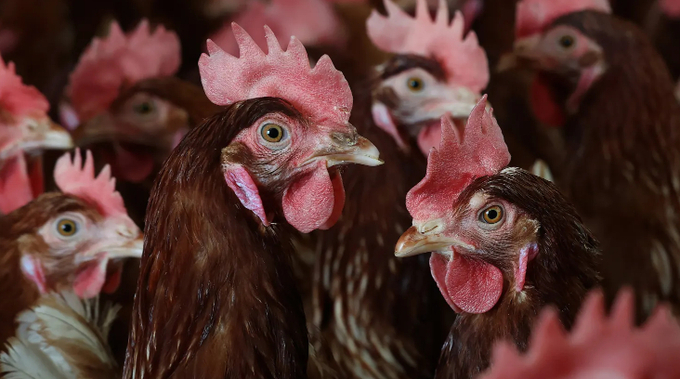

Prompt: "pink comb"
[199,24,352,124]
[661,0,680,18]
[480,289,680,379]
[67,20,181,122]
[0,55,49,118]
[366,0,489,93]
[405,96,510,223]
[210,0,344,56]
[54,149,127,218]
[515,0,611,38]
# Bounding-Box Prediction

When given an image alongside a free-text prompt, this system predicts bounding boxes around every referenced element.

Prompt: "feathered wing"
[0,291,121,379]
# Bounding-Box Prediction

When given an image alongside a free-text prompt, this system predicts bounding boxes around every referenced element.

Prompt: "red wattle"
[319,172,345,230]
[530,74,566,128]
[283,160,335,233]
[107,145,155,183]
[430,252,504,314]
[102,262,123,294]
[73,256,108,299]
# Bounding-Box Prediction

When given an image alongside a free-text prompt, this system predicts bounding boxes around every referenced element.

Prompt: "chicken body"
[0,190,142,347]
[511,10,680,319]
[394,101,600,377]
[124,95,380,378]
[422,170,600,378]
[310,88,441,379]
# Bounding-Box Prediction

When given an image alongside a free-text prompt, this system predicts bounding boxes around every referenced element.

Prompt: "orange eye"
[406,77,425,92]
[261,123,286,143]
[481,205,503,224]
[56,218,78,237]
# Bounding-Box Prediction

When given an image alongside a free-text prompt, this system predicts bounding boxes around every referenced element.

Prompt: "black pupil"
[560,36,574,48]
[487,209,498,220]
[61,222,74,234]
[137,102,152,114]
[409,79,422,89]
[266,127,280,140]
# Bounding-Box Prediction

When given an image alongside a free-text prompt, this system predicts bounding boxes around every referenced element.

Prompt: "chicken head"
[367,0,489,154]
[498,0,611,125]
[200,25,382,233]
[66,20,183,183]
[0,55,73,214]
[4,150,143,299]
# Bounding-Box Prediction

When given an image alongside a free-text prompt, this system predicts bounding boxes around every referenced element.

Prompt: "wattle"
[283,160,344,233]
[530,73,566,128]
[430,251,504,314]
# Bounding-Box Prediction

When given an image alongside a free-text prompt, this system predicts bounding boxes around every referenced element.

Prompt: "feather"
[1,291,121,379]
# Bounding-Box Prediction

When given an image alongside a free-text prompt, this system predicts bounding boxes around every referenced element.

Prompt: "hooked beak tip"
[395,226,431,258]
[314,135,383,168]
[40,123,74,151]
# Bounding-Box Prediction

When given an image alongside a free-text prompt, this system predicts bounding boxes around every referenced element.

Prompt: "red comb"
[481,289,680,379]
[199,24,352,124]
[210,0,344,56]
[54,149,127,218]
[515,0,611,38]
[367,0,488,92]
[0,55,49,118]
[67,20,181,122]
[406,96,510,223]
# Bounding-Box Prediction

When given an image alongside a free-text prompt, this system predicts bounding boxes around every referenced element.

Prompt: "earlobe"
[20,255,47,294]
[514,242,538,292]
[223,164,270,226]
[371,102,406,149]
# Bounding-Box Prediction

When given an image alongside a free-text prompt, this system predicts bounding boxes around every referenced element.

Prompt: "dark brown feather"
[550,11,680,320]
[123,98,310,379]
[434,170,600,378]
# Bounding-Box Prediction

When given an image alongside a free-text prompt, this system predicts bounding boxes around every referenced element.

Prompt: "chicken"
[480,289,680,378]
[0,149,143,347]
[394,97,600,378]
[0,55,73,214]
[0,291,121,379]
[122,25,381,378]
[307,1,488,377]
[66,19,206,184]
[502,0,680,319]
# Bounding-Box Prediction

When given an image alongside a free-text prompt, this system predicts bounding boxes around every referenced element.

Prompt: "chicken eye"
[133,101,155,115]
[406,77,425,92]
[558,35,575,49]
[56,218,79,237]
[261,123,286,143]
[480,205,504,224]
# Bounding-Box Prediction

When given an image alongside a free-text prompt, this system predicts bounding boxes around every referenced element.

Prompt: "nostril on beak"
[331,131,358,147]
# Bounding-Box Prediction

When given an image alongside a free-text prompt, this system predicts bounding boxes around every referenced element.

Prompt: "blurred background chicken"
[501,0,680,321]
[0,149,142,350]
[3,0,680,377]
[0,55,73,214]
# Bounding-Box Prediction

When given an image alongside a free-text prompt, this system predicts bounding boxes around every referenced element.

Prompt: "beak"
[38,120,74,150]
[497,35,542,73]
[105,236,144,259]
[307,132,383,167]
[72,113,119,146]
[395,226,460,258]
[21,120,74,153]
[439,88,480,120]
